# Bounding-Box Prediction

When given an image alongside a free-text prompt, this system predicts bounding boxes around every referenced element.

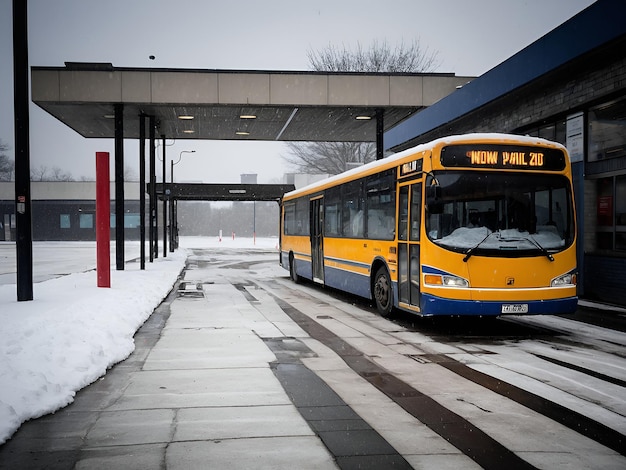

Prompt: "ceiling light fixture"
[239,114,257,119]
[178,115,194,120]
[235,131,250,136]
[355,115,372,120]
[103,114,115,119]
[183,129,195,134]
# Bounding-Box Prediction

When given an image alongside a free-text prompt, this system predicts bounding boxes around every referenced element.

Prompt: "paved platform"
[0,255,420,469]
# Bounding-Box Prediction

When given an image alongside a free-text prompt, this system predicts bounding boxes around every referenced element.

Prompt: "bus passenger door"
[398,183,422,309]
[310,197,324,283]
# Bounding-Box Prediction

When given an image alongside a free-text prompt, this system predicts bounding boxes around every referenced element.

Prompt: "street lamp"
[170,150,195,251]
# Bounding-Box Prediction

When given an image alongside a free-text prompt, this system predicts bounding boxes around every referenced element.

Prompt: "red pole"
[96,152,111,288]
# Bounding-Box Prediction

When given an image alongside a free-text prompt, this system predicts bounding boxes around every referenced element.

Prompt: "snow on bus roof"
[283,133,567,199]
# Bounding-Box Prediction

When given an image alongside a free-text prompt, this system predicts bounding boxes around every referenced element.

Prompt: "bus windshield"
[427,171,575,257]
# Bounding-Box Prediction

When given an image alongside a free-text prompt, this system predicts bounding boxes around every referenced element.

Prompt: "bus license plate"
[501,303,529,314]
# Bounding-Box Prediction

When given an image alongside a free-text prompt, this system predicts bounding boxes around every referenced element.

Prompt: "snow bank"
[0,250,187,444]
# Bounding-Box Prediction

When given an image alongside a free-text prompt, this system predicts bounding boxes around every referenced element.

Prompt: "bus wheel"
[289,253,300,283]
[373,266,393,317]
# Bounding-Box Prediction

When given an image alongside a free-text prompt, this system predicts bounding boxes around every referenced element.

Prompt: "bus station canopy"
[31,63,473,143]
[154,182,295,202]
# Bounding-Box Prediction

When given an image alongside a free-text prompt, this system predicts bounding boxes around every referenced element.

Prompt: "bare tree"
[50,166,75,182]
[285,39,439,175]
[0,140,14,181]
[30,165,75,182]
[307,38,439,73]
[283,141,376,175]
[30,165,49,181]
[124,165,138,182]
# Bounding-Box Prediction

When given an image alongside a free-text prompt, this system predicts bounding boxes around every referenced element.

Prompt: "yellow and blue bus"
[280,134,577,317]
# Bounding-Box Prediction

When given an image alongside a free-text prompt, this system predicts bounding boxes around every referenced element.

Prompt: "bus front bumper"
[420,293,578,317]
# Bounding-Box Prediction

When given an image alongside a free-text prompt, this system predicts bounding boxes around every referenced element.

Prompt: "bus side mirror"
[426,185,443,214]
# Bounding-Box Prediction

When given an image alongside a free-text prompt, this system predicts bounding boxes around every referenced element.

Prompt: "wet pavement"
[0,276,341,469]
[1,247,624,469]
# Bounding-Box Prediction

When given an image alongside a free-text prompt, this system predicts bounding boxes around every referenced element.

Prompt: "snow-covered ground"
[0,236,278,444]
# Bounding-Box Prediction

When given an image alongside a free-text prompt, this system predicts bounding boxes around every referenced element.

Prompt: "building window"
[526,120,566,146]
[595,177,613,250]
[60,214,71,229]
[588,96,626,162]
[590,175,626,253]
[79,213,93,229]
[109,214,141,229]
[124,214,140,228]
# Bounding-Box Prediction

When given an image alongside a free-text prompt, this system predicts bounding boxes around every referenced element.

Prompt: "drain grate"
[177,280,204,298]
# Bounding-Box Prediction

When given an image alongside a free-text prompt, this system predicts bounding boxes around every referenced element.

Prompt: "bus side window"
[342,180,363,238]
[409,183,421,241]
[284,203,296,235]
[399,186,409,241]
[365,170,395,240]
[352,210,364,237]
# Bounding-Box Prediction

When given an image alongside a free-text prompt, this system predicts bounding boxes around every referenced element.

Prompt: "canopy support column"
[13,0,33,301]
[149,116,156,262]
[114,103,124,270]
[162,135,167,257]
[139,114,146,270]
[376,108,384,160]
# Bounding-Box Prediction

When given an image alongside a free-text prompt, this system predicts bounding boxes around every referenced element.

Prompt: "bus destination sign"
[440,144,566,171]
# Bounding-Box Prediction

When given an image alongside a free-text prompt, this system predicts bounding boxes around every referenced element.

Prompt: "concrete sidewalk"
[0,254,415,469]
[0,280,334,469]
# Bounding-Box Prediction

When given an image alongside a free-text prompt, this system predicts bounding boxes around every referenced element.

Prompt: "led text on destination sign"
[440,144,566,171]
[468,150,544,167]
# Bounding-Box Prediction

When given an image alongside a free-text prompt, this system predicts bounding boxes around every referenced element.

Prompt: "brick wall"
[417,53,626,142]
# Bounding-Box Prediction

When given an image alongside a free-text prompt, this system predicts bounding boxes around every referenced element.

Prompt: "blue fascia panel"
[385,0,626,151]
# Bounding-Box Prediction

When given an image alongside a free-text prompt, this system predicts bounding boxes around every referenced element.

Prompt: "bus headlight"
[424,274,469,288]
[551,272,577,287]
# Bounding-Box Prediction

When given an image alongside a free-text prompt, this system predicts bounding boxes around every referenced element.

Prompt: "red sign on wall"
[598,196,613,226]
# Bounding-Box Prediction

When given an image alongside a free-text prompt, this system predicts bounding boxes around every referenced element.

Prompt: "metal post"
[114,103,125,270]
[376,108,384,160]
[173,199,178,249]
[169,159,175,252]
[13,0,33,301]
[139,114,146,270]
[96,152,111,287]
[149,116,155,262]
[162,135,167,257]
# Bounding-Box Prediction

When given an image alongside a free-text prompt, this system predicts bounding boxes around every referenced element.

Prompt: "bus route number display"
[399,158,423,177]
[440,144,566,171]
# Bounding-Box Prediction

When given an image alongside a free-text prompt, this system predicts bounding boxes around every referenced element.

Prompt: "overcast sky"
[0,0,596,183]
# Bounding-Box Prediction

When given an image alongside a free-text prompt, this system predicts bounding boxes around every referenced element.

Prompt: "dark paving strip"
[532,353,626,388]
[267,294,536,470]
[425,353,626,456]
[233,282,259,302]
[264,337,412,470]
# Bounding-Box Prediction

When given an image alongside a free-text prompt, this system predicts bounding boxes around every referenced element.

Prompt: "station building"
[0,182,141,241]
[385,0,626,306]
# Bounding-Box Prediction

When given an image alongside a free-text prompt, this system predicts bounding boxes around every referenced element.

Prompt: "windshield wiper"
[526,236,555,262]
[463,231,493,262]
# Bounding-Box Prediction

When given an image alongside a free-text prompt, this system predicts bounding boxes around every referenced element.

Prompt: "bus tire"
[289,253,300,283]
[373,266,393,317]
